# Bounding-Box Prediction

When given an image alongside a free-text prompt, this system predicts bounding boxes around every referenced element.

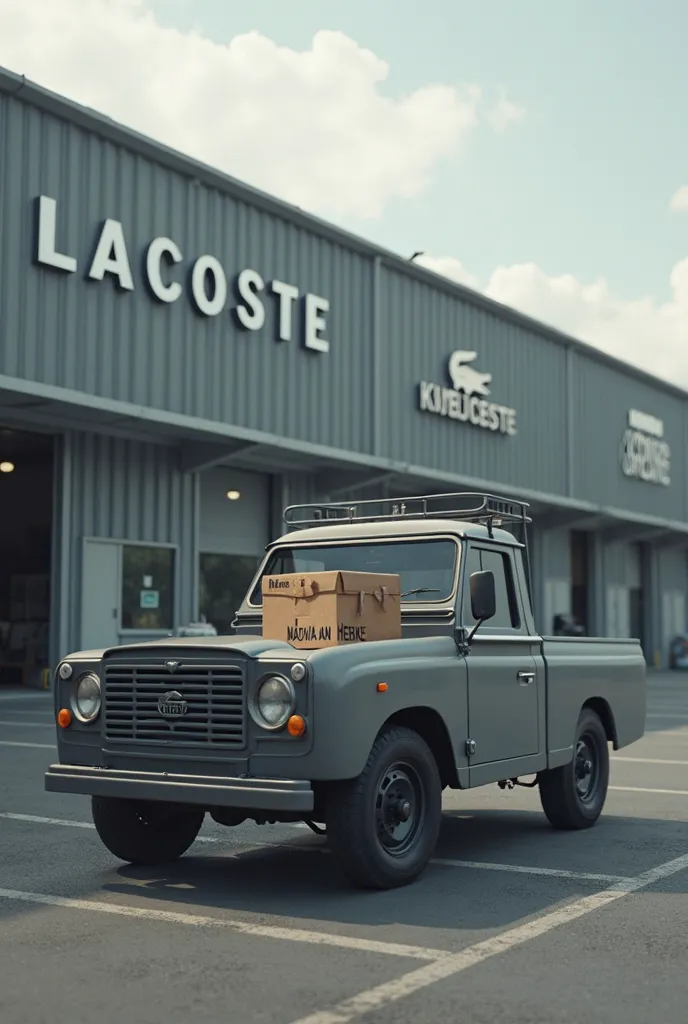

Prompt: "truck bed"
[541,635,646,768]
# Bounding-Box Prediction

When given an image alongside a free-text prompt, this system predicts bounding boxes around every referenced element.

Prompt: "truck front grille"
[103,656,246,748]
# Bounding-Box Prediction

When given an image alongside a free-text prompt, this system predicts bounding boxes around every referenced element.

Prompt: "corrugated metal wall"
[380,269,569,492]
[3,84,688,528]
[0,91,373,453]
[55,431,196,655]
[3,80,688,671]
[573,357,687,521]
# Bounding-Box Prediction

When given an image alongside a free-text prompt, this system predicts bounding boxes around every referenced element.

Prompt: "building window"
[121,545,174,630]
[199,553,261,635]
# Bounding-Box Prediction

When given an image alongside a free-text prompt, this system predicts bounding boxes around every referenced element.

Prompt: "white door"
[81,540,120,650]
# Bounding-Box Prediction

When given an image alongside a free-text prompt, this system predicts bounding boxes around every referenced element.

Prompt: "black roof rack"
[283,491,531,537]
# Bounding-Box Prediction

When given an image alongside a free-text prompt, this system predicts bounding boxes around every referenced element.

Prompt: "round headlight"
[250,675,295,731]
[290,663,306,682]
[58,662,72,680]
[73,672,101,722]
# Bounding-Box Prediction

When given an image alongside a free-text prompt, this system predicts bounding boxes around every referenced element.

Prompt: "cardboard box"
[262,571,401,649]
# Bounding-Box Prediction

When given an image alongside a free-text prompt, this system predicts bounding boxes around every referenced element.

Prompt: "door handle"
[517,671,535,685]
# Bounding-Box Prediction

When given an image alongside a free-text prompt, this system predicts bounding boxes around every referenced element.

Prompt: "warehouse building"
[0,65,686,686]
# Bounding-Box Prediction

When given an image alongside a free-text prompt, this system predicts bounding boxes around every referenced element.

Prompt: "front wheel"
[538,708,609,830]
[92,796,205,865]
[326,725,442,890]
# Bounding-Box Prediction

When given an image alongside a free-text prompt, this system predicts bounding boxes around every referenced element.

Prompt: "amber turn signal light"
[57,708,72,728]
[287,714,307,737]
[376,682,388,692]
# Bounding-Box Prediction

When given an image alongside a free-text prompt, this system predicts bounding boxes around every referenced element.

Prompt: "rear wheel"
[92,797,205,865]
[326,726,442,890]
[539,708,609,830]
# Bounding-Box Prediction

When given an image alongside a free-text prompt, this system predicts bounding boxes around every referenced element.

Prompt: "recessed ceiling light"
[0,461,15,474]
[226,489,241,501]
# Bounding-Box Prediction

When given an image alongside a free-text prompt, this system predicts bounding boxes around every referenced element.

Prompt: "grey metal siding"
[271,472,322,539]
[0,91,374,452]
[573,357,687,520]
[56,431,196,654]
[380,269,569,492]
[2,83,688,536]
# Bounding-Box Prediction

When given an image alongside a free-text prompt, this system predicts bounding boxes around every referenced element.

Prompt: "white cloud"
[8,0,673,385]
[418,254,688,388]
[415,255,480,290]
[0,0,490,220]
[488,93,526,132]
[670,185,688,212]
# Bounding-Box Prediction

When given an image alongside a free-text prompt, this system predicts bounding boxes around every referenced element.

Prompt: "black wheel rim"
[374,761,425,857]
[574,734,600,804]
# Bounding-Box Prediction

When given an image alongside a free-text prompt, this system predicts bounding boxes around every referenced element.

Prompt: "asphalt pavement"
[1,671,687,1024]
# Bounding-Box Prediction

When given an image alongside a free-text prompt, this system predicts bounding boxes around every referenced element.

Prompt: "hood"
[62,636,299,663]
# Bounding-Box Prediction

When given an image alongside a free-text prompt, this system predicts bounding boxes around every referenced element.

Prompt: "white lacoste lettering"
[33,195,330,353]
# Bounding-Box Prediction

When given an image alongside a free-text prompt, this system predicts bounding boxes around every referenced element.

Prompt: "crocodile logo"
[448,350,492,396]
[158,690,188,717]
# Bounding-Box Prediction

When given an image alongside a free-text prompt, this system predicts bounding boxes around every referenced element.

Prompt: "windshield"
[249,538,458,606]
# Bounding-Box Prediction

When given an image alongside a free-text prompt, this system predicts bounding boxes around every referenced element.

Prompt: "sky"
[0,0,686,385]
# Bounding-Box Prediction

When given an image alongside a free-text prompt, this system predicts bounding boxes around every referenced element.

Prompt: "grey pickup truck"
[45,492,647,890]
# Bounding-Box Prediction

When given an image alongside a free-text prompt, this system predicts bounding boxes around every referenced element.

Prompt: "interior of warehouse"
[197,467,271,636]
[0,426,54,687]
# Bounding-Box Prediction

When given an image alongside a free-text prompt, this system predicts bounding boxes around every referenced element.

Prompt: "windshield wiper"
[401,587,442,597]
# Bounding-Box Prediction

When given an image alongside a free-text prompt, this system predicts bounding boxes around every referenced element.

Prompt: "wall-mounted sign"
[33,195,330,353]
[620,408,670,487]
[418,350,517,435]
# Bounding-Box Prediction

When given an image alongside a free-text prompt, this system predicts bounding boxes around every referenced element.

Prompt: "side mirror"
[470,570,496,623]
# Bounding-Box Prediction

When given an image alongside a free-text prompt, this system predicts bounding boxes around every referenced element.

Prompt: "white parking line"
[1,813,96,829]
[0,711,53,717]
[0,886,450,962]
[0,813,264,847]
[0,741,55,749]
[610,785,688,797]
[0,692,51,703]
[288,851,688,1024]
[0,720,54,729]
[430,859,630,884]
[0,813,635,884]
[613,756,688,766]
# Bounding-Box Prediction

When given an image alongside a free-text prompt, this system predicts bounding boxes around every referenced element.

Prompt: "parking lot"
[1,671,687,1024]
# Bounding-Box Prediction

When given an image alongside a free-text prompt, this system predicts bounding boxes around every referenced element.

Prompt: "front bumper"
[45,764,314,813]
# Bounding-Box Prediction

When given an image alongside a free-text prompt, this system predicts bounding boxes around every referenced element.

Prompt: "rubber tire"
[538,708,609,830]
[326,725,442,890]
[92,796,205,865]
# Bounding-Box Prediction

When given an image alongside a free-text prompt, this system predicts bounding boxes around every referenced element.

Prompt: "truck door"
[463,543,540,767]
